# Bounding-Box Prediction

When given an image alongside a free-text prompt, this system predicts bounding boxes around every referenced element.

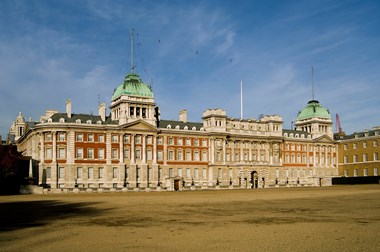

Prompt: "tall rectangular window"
[202,168,207,179]
[59,167,65,179]
[111,148,118,159]
[124,149,130,159]
[124,134,130,143]
[98,148,104,159]
[374,153,378,161]
[113,167,118,179]
[45,147,52,159]
[157,151,163,161]
[353,155,357,163]
[88,134,94,142]
[374,140,378,147]
[374,168,378,176]
[76,133,83,142]
[111,134,118,143]
[186,168,191,178]
[168,150,174,160]
[98,134,105,143]
[218,168,222,178]
[77,167,82,179]
[177,150,183,161]
[178,168,182,177]
[147,149,152,160]
[202,139,207,147]
[186,151,191,161]
[146,136,152,144]
[58,148,65,159]
[344,155,348,163]
[229,168,233,178]
[194,151,200,161]
[135,149,141,159]
[194,168,199,179]
[58,133,66,141]
[169,168,173,177]
[202,151,207,161]
[363,154,367,162]
[76,148,83,159]
[168,137,174,145]
[135,135,141,144]
[354,169,358,177]
[98,167,104,179]
[46,167,51,179]
[88,167,93,179]
[87,148,94,159]
[364,168,368,176]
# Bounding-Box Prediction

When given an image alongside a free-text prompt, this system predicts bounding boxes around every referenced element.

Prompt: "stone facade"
[9,71,340,192]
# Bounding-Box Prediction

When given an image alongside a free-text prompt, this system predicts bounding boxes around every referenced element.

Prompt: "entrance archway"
[250,171,258,189]
[174,179,180,191]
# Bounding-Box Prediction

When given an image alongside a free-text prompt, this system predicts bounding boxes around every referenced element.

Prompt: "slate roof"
[159,119,203,130]
[50,113,118,125]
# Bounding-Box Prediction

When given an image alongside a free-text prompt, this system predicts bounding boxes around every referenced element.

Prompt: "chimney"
[179,109,187,123]
[98,102,106,121]
[66,99,72,118]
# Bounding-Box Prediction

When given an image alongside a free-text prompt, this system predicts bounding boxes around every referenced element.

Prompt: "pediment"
[313,134,335,144]
[120,119,158,132]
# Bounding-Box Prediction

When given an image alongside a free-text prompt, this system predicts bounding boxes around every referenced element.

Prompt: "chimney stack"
[66,99,72,118]
[98,102,106,121]
[179,109,187,123]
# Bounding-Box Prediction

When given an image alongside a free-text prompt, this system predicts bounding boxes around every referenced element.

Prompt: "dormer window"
[167,124,171,129]
[76,119,81,123]
[59,118,65,123]
[184,126,188,130]
[86,120,92,124]
[175,125,180,130]
[192,127,196,131]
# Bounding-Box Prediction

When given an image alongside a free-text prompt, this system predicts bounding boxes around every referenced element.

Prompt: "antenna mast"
[312,65,315,100]
[130,28,135,72]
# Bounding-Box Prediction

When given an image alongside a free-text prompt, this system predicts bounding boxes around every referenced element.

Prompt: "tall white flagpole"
[240,80,243,119]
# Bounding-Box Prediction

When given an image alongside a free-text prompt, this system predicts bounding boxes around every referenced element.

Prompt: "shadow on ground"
[0,200,102,232]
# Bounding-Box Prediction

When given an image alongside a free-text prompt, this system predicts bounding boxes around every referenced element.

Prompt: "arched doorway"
[250,171,258,189]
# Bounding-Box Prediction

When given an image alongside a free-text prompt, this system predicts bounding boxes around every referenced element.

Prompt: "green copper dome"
[297,100,331,121]
[112,73,153,100]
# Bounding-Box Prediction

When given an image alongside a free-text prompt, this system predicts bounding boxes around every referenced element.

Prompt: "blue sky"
[1,0,380,138]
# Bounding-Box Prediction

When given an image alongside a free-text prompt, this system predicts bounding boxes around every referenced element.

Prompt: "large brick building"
[8,67,340,192]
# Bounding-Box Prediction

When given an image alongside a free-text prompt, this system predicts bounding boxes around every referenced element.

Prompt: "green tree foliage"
[0,145,24,194]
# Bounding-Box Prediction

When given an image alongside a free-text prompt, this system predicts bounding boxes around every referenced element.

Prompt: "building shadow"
[0,200,102,232]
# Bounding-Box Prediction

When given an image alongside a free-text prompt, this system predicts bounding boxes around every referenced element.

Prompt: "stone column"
[131,134,135,164]
[163,136,167,165]
[249,141,252,162]
[119,133,124,163]
[210,138,215,164]
[153,136,157,164]
[240,141,243,163]
[223,138,226,165]
[142,134,146,164]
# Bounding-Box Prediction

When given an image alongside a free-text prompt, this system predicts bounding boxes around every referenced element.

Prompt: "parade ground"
[1,185,379,251]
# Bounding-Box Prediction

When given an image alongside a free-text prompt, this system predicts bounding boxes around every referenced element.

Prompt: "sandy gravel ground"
[0,185,379,252]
